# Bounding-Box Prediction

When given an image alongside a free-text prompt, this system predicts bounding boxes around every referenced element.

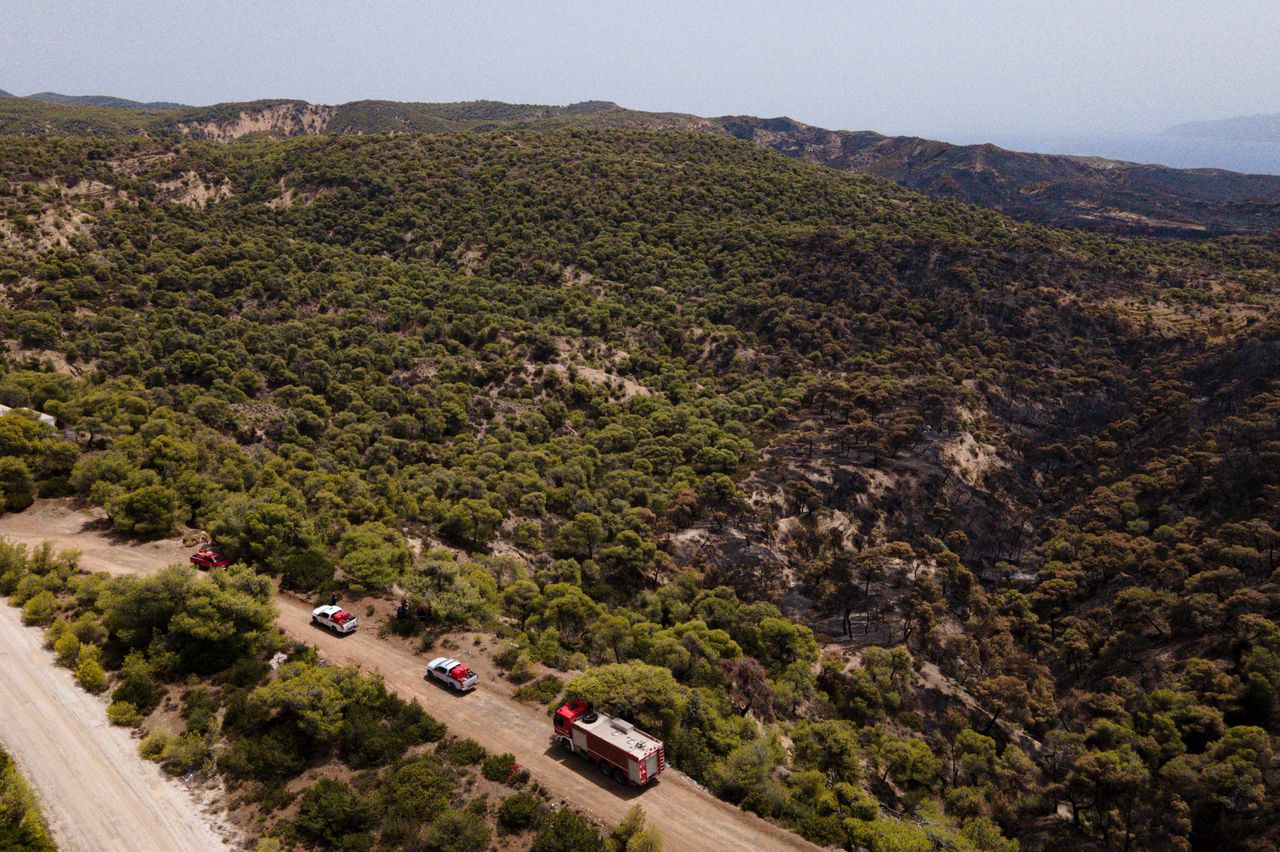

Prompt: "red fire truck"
[553,700,665,787]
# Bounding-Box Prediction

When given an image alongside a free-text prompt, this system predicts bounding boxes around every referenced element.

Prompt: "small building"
[0,404,56,428]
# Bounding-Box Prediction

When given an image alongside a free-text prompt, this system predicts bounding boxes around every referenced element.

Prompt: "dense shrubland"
[1,127,1278,849]
[0,540,629,850]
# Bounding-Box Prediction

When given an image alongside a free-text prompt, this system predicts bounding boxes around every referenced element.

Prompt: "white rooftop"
[578,711,662,759]
[0,405,56,427]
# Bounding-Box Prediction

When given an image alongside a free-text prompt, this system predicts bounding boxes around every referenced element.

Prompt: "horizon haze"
[1,1,1277,143]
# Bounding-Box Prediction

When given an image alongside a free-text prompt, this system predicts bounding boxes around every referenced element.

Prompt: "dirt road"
[277,597,819,851]
[0,602,234,852]
[0,500,820,852]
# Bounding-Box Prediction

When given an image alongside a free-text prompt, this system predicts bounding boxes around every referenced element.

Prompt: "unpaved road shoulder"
[0,501,820,851]
[0,602,234,852]
[278,597,819,852]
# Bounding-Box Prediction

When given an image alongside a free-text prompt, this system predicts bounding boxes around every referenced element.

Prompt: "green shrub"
[532,808,605,852]
[140,730,174,761]
[217,728,309,783]
[161,732,212,775]
[376,754,455,838]
[42,617,71,649]
[293,778,374,849]
[338,522,410,589]
[53,630,81,667]
[442,737,487,766]
[497,790,542,834]
[493,644,523,670]
[20,590,58,626]
[0,749,56,851]
[181,687,219,735]
[420,810,492,852]
[609,806,663,852]
[482,751,518,783]
[75,656,107,693]
[280,549,334,592]
[70,611,108,645]
[336,691,445,769]
[107,700,144,727]
[111,651,162,713]
[515,674,564,705]
[0,457,36,512]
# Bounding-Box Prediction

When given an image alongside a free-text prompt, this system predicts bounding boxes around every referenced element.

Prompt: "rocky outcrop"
[174,102,335,140]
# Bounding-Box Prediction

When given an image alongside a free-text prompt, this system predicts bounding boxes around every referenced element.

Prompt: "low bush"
[497,790,542,834]
[293,778,374,850]
[20,590,57,625]
[139,729,173,761]
[532,807,604,852]
[75,656,107,693]
[107,700,144,727]
[421,810,492,852]
[482,751,517,783]
[442,737,487,766]
[514,674,563,705]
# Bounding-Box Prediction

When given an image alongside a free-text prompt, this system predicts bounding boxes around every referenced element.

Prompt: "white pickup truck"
[311,605,359,634]
[426,657,478,691]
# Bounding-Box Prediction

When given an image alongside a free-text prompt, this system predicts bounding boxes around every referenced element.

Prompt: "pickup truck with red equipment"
[189,547,230,569]
[310,604,359,634]
[426,657,478,692]
[552,700,665,787]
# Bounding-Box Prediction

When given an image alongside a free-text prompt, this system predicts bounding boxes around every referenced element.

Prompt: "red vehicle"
[190,547,230,569]
[553,700,665,787]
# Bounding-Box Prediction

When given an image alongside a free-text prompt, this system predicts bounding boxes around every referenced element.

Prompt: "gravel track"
[0,500,821,851]
[0,603,233,852]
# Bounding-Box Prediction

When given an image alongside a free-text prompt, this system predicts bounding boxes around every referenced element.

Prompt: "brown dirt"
[0,499,191,576]
[0,502,823,852]
[0,603,236,851]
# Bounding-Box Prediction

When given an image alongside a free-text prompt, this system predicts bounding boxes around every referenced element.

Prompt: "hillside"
[1166,112,1280,143]
[26,91,189,110]
[0,128,1278,850]
[2,91,1278,237]
[722,116,1280,238]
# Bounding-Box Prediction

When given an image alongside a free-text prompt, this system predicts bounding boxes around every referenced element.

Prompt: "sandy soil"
[0,500,821,852]
[0,604,235,852]
[0,499,191,576]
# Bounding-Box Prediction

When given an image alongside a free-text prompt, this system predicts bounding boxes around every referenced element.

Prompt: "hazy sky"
[2,1,1277,138]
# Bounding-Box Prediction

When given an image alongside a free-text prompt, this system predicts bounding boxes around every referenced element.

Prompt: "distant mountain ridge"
[25,91,189,110]
[720,115,1280,237]
[1165,112,1280,143]
[2,89,1278,238]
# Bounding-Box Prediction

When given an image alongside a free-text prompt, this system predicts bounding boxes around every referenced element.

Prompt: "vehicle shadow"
[309,624,357,638]
[421,676,474,698]
[540,743,654,799]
